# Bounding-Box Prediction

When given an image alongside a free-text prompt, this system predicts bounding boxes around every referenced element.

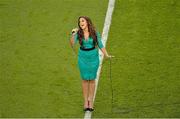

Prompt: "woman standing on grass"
[70,16,113,112]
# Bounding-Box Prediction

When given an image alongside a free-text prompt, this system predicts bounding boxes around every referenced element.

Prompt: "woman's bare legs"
[82,80,89,108]
[88,80,95,109]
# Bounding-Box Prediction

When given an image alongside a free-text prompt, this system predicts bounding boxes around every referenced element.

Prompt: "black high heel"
[89,108,94,112]
[83,108,89,112]
[83,100,90,112]
[88,100,94,112]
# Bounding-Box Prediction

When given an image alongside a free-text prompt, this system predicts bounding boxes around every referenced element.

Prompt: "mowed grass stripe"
[0,0,108,117]
[94,0,180,117]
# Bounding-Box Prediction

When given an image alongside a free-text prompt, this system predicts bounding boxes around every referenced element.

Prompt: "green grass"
[0,0,108,117]
[93,0,180,118]
[1,0,179,118]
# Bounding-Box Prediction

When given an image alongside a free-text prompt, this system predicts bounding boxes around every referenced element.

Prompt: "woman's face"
[79,17,88,30]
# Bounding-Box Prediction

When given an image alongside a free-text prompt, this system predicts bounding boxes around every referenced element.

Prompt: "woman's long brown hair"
[77,16,98,47]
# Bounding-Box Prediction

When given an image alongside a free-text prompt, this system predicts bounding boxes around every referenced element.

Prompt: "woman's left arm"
[100,47,113,58]
[96,32,114,58]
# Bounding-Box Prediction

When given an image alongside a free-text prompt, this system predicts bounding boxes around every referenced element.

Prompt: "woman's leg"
[82,80,89,108]
[88,80,95,108]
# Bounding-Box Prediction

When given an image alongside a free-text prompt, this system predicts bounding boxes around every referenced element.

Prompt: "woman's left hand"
[105,55,115,58]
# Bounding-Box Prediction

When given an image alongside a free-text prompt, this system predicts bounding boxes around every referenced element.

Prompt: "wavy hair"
[77,16,97,46]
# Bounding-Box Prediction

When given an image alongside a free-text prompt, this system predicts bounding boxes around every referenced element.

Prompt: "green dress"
[74,32,104,80]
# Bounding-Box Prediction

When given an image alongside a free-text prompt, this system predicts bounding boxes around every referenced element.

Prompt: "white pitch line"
[84,0,115,118]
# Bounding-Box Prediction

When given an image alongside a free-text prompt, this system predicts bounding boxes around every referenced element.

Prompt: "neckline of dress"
[84,37,89,41]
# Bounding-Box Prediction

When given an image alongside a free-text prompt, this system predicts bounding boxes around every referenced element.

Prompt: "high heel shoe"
[88,100,94,112]
[83,107,89,112]
[89,108,94,112]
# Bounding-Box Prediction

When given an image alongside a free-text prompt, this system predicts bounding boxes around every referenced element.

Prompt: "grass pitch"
[0,0,108,117]
[94,0,180,118]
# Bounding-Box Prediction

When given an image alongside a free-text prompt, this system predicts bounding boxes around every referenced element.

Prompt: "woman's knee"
[82,80,89,83]
[89,80,95,84]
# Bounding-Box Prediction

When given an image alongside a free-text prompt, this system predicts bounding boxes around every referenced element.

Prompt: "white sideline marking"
[84,0,115,118]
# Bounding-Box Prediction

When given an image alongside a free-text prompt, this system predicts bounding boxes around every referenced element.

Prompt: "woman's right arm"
[70,35,75,47]
[70,28,78,47]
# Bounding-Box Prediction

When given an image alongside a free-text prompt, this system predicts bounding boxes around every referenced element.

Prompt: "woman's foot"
[83,108,89,112]
[83,100,89,111]
[83,108,94,112]
[88,100,94,111]
[89,108,94,112]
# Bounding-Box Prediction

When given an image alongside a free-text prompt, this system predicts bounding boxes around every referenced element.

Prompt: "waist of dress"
[80,46,95,51]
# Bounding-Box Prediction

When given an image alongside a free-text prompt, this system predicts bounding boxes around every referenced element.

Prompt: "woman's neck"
[83,27,89,33]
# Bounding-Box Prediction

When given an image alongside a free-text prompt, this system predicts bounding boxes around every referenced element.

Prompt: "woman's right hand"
[71,28,78,36]
[70,28,78,47]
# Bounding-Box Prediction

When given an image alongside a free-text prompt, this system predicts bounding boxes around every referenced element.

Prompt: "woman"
[70,16,113,112]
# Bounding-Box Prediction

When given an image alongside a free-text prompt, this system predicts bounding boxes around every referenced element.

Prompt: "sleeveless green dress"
[74,32,104,80]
